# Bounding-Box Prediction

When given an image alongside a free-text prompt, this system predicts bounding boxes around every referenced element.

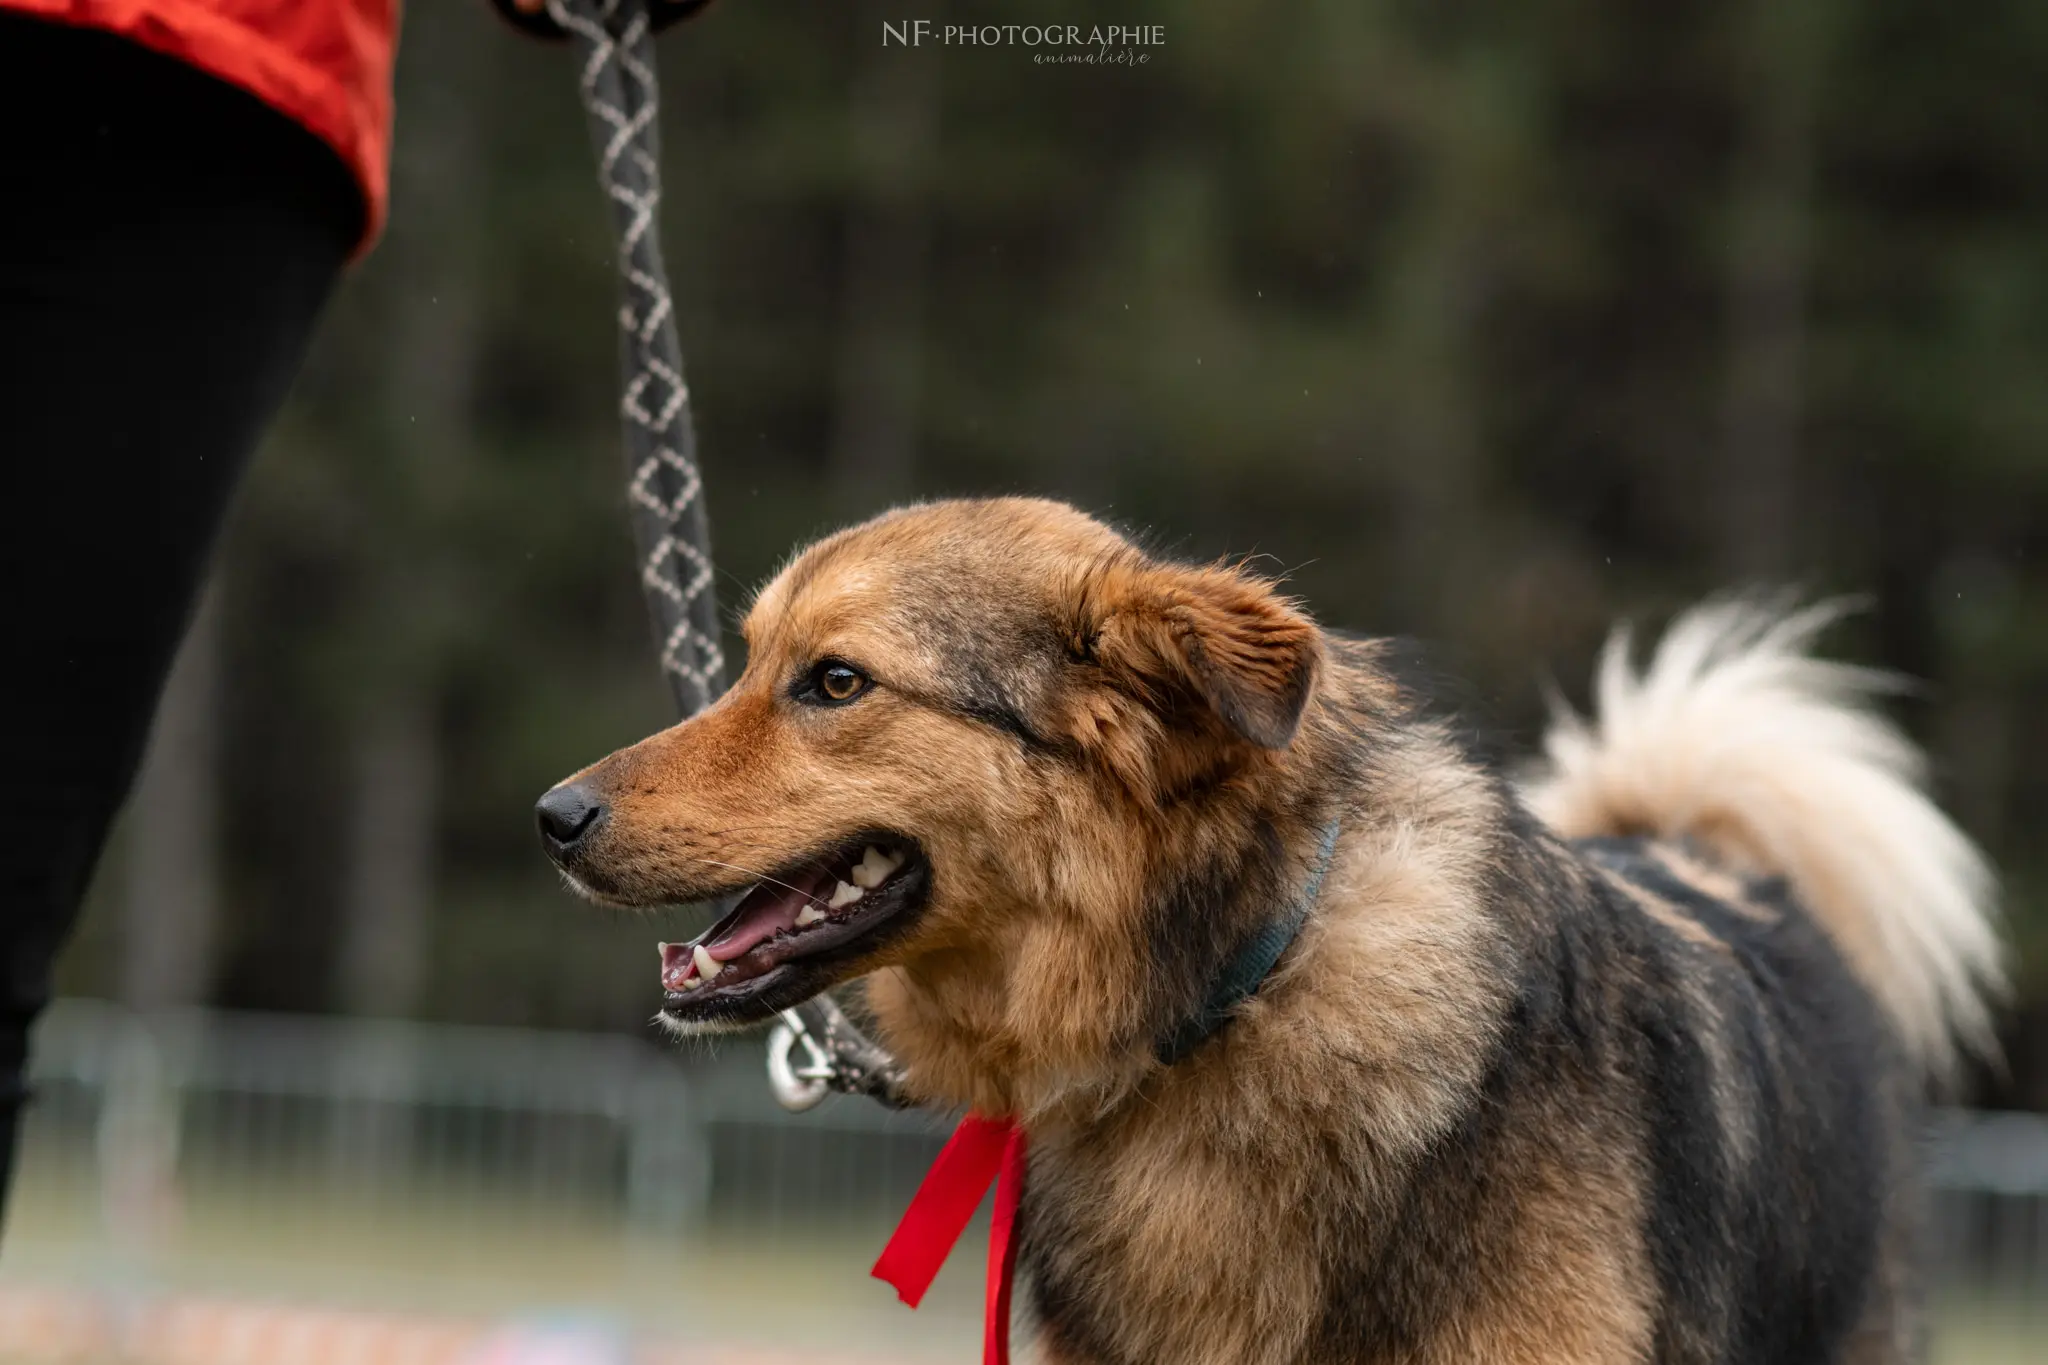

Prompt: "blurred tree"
[51,0,2048,1105]
[1716,0,1835,579]
[333,30,483,1021]
[120,587,222,1012]
[828,0,944,509]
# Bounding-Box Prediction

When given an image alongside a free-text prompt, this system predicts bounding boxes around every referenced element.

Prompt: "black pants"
[0,14,361,1220]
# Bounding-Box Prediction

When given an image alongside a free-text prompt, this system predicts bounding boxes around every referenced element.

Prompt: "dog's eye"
[820,665,865,701]
[804,660,870,705]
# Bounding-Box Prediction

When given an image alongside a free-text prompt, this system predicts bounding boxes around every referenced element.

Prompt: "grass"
[2,1159,982,1361]
[1933,1295,2048,1365]
[3,1158,2042,1363]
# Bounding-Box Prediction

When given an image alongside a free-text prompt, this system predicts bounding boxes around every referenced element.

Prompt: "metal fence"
[16,1000,963,1234]
[7,1000,2045,1327]
[1928,1108,2048,1308]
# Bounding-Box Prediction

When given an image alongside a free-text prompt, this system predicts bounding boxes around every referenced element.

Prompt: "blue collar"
[1154,817,1343,1067]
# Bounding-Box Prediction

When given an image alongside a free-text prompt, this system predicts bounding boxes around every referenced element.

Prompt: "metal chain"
[548,0,724,716]
[767,995,913,1112]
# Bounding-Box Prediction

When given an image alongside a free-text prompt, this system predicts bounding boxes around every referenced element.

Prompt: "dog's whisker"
[686,856,834,909]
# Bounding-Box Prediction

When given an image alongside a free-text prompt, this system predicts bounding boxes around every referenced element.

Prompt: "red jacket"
[9,0,399,248]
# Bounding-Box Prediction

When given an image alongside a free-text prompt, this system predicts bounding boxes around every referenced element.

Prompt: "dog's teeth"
[658,941,670,960]
[828,879,865,909]
[851,846,895,889]
[693,945,723,981]
[796,905,827,927]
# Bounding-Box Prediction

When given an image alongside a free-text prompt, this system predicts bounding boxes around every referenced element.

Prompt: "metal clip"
[766,1008,835,1112]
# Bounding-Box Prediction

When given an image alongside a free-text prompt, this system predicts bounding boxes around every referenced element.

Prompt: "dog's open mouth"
[658,836,928,1025]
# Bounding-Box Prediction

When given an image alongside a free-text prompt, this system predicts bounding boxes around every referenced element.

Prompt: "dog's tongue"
[702,864,836,963]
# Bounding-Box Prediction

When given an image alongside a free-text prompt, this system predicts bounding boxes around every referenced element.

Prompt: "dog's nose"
[535,784,607,854]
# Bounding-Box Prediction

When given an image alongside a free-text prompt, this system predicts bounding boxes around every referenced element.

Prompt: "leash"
[766,993,912,1110]
[547,0,724,715]
[541,5,1008,1350]
[544,2,912,1108]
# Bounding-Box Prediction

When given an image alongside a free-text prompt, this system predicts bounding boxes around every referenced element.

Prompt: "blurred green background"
[50,0,2048,1107]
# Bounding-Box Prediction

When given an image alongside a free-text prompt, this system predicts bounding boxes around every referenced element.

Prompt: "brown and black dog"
[536,498,2001,1365]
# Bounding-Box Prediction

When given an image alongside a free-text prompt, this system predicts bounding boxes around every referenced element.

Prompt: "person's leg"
[0,14,363,1218]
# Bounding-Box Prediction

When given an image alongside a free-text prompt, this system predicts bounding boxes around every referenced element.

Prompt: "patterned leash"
[544,0,910,1111]
[547,0,723,715]
[549,17,1015,1348]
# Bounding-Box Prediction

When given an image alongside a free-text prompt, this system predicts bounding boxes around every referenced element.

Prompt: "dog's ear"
[1082,560,1322,749]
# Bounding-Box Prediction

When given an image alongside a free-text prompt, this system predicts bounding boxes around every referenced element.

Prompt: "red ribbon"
[872,1112,1027,1365]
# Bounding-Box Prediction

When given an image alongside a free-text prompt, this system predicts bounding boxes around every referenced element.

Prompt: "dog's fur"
[546,498,2002,1365]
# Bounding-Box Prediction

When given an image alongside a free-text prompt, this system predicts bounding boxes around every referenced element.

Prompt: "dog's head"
[537,498,1326,1107]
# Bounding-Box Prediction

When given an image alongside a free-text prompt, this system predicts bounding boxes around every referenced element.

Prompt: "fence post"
[95,1010,182,1278]
[624,1064,707,1236]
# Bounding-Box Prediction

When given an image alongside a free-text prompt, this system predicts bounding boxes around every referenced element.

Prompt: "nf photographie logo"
[883,20,1165,65]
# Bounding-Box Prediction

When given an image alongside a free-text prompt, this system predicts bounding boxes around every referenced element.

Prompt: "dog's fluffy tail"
[1524,599,2002,1078]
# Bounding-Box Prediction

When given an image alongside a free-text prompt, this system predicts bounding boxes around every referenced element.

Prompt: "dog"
[536,497,2002,1365]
